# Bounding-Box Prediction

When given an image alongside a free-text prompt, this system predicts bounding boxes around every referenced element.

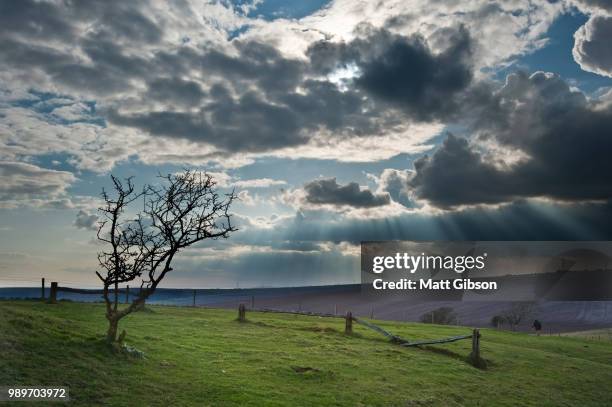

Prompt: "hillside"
[1,301,612,406]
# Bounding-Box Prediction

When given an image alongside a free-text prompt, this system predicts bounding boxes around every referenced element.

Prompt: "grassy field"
[1,301,612,406]
[561,328,612,341]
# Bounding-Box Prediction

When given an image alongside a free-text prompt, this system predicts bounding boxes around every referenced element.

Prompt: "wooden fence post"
[345,311,353,334]
[469,328,486,368]
[125,285,130,304]
[41,278,45,300]
[471,329,480,359]
[238,303,246,322]
[49,282,58,304]
[192,289,196,307]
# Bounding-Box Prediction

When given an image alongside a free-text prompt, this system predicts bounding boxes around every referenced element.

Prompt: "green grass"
[1,301,612,406]
[560,328,612,341]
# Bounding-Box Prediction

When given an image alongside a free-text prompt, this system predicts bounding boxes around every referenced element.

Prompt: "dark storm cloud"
[407,71,612,208]
[108,88,308,152]
[303,178,390,208]
[107,44,382,152]
[573,14,612,78]
[146,77,206,107]
[0,0,161,43]
[408,134,517,207]
[0,0,74,41]
[576,0,612,12]
[307,25,474,121]
[200,41,305,93]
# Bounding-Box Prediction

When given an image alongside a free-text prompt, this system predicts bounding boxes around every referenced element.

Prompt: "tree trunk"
[106,317,119,343]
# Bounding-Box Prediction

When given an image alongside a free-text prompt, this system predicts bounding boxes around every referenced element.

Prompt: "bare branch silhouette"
[96,170,237,343]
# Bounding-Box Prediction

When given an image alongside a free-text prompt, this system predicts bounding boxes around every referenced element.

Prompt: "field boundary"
[237,304,486,367]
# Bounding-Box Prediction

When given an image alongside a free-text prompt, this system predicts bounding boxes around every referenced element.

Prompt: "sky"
[1,0,612,289]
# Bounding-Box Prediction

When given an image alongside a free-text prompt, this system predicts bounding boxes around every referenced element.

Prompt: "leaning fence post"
[238,303,246,322]
[49,282,58,304]
[41,278,45,301]
[345,311,353,334]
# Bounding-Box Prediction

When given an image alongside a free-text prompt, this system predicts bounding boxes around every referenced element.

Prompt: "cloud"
[302,177,390,208]
[573,0,612,12]
[308,25,474,121]
[237,200,612,246]
[145,77,206,107]
[258,0,562,68]
[0,102,139,173]
[573,13,612,78]
[74,210,99,231]
[237,190,256,206]
[205,171,286,188]
[376,169,417,208]
[233,178,287,188]
[0,0,567,171]
[406,72,612,208]
[0,161,76,208]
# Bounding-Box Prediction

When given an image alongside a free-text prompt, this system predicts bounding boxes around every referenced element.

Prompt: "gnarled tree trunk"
[106,316,119,343]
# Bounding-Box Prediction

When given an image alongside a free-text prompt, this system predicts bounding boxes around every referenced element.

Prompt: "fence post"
[41,278,45,301]
[370,307,374,319]
[471,329,480,359]
[192,289,196,307]
[334,304,337,315]
[469,328,485,368]
[345,311,353,334]
[125,285,130,304]
[49,282,58,304]
[251,296,255,309]
[238,303,246,322]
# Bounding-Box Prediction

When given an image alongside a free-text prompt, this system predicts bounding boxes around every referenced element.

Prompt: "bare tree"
[502,302,535,331]
[96,170,236,343]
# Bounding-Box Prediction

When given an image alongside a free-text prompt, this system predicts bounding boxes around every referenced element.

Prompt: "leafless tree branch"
[96,170,237,342]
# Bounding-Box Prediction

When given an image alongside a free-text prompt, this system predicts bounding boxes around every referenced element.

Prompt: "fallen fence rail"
[400,334,473,347]
[236,304,486,368]
[352,316,405,343]
[252,308,341,318]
